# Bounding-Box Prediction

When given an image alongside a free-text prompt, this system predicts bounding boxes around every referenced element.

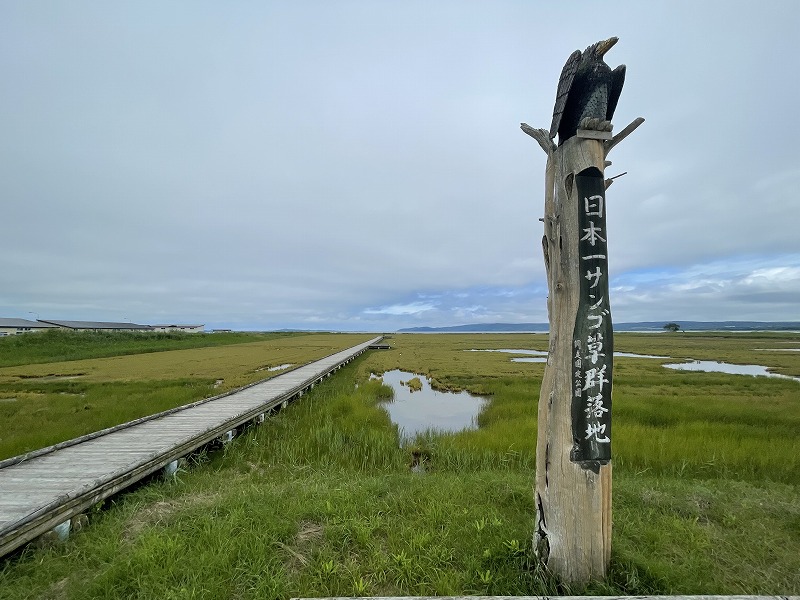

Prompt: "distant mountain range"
[397,321,800,333]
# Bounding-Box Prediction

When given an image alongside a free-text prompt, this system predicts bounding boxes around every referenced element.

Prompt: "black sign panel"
[570,167,613,466]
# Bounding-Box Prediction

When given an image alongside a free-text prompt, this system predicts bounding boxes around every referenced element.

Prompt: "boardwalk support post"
[521,37,643,584]
[163,459,180,477]
[53,520,70,541]
[34,519,71,548]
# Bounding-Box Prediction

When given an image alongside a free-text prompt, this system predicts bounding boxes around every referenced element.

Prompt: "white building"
[38,320,153,332]
[0,318,59,336]
[150,324,205,334]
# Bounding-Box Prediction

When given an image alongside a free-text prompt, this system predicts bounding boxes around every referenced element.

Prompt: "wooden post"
[521,37,643,585]
[532,132,613,584]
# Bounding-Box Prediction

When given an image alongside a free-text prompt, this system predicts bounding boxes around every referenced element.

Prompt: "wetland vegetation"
[0,329,289,368]
[0,331,372,460]
[0,331,798,597]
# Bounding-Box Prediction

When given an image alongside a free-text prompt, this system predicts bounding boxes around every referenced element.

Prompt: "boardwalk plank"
[0,336,380,557]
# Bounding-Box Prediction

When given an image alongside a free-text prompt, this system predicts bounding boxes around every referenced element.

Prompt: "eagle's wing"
[605,64,626,121]
[549,49,581,140]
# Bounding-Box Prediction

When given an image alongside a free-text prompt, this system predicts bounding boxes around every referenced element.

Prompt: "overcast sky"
[2,1,798,331]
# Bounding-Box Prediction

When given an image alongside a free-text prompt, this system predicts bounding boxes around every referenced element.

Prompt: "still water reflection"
[469,348,549,363]
[470,349,669,362]
[375,370,487,439]
[756,348,800,352]
[470,348,799,382]
[664,360,800,383]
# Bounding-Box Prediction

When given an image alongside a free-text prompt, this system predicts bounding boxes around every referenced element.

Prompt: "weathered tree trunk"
[522,114,642,584]
[534,135,612,584]
[522,31,643,583]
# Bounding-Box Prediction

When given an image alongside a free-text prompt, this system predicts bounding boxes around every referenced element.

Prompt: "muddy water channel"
[375,370,487,439]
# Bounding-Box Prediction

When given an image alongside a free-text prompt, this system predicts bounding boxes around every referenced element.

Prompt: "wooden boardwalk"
[0,336,382,557]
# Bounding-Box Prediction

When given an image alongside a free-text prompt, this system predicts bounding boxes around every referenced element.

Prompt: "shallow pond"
[663,360,800,383]
[255,364,294,372]
[510,357,548,363]
[471,348,799,382]
[375,370,487,439]
[471,349,669,363]
[17,374,84,381]
[469,348,549,356]
[755,348,800,352]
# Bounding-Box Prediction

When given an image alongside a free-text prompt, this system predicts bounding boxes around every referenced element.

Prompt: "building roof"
[39,320,153,330]
[0,318,58,329]
[150,324,205,328]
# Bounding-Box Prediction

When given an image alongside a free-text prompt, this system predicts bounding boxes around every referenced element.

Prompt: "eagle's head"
[593,37,618,58]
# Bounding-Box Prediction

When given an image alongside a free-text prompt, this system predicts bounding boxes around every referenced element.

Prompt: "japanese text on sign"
[571,168,613,464]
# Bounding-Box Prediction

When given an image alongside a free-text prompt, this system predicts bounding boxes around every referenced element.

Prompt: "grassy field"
[0,331,798,598]
[0,332,373,460]
[0,329,290,368]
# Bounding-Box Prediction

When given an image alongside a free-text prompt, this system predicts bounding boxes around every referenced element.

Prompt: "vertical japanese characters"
[571,167,613,464]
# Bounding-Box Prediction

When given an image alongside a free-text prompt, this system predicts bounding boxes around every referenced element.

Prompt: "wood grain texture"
[536,135,611,583]
[605,117,645,154]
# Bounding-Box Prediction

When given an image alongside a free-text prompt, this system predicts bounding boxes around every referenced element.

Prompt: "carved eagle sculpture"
[549,37,626,145]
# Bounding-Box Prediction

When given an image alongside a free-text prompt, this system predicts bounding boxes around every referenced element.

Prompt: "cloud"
[610,255,800,322]
[1,2,799,330]
[364,302,437,316]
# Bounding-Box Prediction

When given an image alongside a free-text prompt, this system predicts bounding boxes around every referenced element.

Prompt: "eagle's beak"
[596,37,619,57]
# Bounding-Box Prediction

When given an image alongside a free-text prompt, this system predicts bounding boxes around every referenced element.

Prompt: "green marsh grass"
[0,333,374,460]
[0,329,294,367]
[0,379,216,458]
[0,332,798,597]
